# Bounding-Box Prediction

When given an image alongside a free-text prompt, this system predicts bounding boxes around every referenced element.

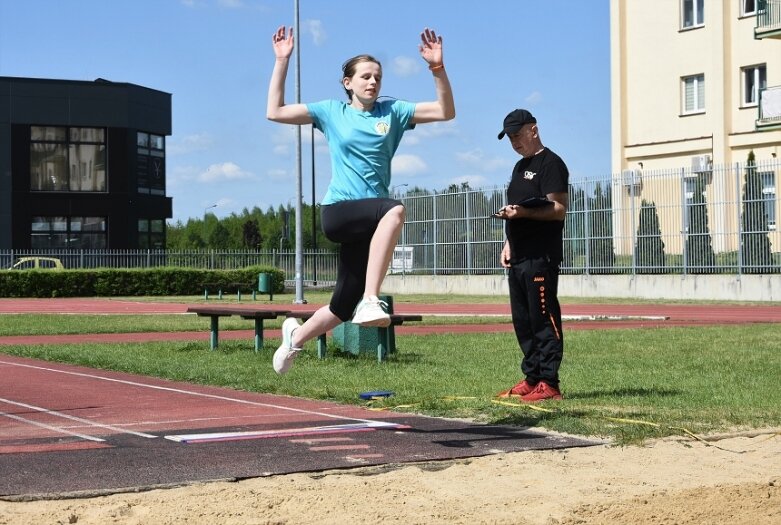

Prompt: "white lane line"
[0,360,387,425]
[0,410,105,442]
[0,398,157,439]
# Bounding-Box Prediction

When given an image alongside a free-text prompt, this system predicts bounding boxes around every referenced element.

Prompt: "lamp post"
[203,204,217,219]
[391,183,409,196]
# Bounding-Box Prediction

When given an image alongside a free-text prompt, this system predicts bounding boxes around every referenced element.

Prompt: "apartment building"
[609,0,781,254]
[0,77,172,250]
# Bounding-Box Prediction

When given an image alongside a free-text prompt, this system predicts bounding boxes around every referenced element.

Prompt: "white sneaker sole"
[273,318,302,375]
[353,315,391,328]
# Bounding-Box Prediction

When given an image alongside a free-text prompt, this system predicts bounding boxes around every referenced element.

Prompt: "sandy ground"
[1,430,779,525]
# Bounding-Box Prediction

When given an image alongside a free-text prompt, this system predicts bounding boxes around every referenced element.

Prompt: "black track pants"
[507,256,564,388]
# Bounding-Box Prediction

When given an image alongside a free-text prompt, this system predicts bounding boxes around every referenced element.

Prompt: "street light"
[203,204,217,219]
[391,183,409,196]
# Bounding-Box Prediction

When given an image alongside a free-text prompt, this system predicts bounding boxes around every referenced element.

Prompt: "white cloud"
[218,0,244,7]
[167,133,214,155]
[167,165,200,186]
[198,162,254,182]
[525,91,543,105]
[302,19,326,46]
[391,56,420,77]
[392,154,427,175]
[266,168,289,181]
[455,149,511,172]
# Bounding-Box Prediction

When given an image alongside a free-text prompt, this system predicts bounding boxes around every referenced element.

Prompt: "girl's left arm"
[412,27,456,124]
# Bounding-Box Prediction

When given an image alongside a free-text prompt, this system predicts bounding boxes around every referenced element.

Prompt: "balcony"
[755,0,781,39]
[757,86,781,130]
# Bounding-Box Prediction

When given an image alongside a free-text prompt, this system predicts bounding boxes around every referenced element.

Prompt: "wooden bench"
[186,306,291,351]
[187,306,423,362]
[201,282,258,301]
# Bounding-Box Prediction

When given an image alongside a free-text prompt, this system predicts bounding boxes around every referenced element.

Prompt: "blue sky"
[0,0,611,224]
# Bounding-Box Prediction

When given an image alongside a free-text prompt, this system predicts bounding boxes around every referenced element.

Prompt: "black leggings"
[320,198,403,321]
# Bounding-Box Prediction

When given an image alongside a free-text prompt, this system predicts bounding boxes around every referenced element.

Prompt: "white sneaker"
[351,296,391,327]
[273,317,303,375]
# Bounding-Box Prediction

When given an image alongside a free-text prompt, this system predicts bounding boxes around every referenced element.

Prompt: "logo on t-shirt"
[375,121,390,135]
[524,170,536,180]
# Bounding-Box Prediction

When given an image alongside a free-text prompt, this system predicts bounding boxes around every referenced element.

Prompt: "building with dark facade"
[0,76,172,250]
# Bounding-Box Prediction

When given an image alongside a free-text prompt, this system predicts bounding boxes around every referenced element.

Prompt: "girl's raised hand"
[419,27,443,67]
[272,26,294,59]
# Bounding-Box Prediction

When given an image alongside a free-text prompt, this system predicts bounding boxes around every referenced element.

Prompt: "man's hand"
[500,240,512,268]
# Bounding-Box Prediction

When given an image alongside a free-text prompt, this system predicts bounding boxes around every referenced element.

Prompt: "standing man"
[494,109,569,402]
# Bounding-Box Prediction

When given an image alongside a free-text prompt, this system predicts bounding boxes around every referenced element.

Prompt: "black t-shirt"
[505,147,569,263]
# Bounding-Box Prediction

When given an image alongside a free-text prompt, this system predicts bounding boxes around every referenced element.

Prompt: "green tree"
[207,222,231,248]
[588,182,616,272]
[741,150,773,273]
[242,219,262,249]
[563,185,585,272]
[634,199,665,273]
[685,173,715,273]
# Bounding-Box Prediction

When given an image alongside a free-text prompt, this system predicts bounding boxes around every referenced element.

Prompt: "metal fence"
[2,158,779,279]
[0,249,340,286]
[396,157,781,275]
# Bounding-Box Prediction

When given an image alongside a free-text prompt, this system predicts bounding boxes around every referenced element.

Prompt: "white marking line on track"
[0,360,388,426]
[165,421,405,443]
[0,410,105,442]
[0,398,156,439]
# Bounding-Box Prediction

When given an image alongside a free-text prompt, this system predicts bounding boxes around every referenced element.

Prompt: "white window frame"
[682,74,705,114]
[681,0,704,29]
[742,64,767,107]
[741,0,757,17]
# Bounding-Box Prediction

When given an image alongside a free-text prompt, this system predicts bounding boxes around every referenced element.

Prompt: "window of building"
[742,64,767,107]
[761,171,776,231]
[682,74,705,114]
[30,126,106,192]
[137,131,166,196]
[31,216,107,249]
[741,0,757,16]
[138,219,165,249]
[681,0,704,29]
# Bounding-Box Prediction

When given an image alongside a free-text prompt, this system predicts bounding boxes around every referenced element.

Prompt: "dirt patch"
[1,431,778,525]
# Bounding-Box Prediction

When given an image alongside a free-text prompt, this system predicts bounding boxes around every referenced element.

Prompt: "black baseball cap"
[497,109,537,139]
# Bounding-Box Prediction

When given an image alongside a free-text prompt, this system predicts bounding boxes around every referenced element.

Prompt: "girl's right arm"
[266,26,312,125]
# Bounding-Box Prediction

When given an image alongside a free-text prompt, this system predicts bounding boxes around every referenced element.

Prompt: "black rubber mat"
[0,414,597,498]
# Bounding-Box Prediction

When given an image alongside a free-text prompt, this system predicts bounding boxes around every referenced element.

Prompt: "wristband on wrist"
[429,63,444,71]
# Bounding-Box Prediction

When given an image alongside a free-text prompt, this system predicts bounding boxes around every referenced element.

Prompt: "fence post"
[432,193,438,276]
[735,162,743,277]
[681,169,688,276]
[465,189,472,274]
[584,184,591,275]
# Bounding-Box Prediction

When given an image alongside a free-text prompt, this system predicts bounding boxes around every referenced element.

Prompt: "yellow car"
[8,257,65,270]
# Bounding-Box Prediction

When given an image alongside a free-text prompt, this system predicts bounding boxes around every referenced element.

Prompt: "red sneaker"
[520,382,563,403]
[496,379,536,398]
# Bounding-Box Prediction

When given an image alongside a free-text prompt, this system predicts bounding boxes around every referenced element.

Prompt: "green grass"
[2,314,780,445]
[0,314,511,336]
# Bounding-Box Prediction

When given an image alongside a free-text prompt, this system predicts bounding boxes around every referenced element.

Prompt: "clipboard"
[519,197,554,208]
[489,197,554,219]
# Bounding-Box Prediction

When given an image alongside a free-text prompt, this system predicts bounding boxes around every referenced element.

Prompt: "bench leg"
[209,316,219,351]
[317,334,327,359]
[377,326,391,362]
[254,319,264,352]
